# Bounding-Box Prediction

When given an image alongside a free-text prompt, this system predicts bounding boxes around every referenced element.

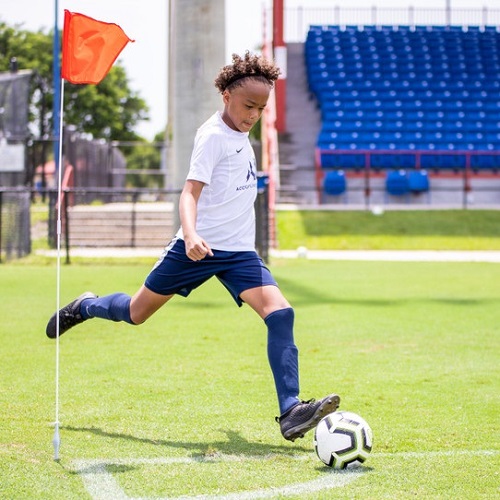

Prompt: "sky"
[1,0,498,140]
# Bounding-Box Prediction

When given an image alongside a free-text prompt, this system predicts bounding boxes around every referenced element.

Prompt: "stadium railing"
[315,148,500,208]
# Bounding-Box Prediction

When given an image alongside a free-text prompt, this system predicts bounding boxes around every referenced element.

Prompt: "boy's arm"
[179,179,214,261]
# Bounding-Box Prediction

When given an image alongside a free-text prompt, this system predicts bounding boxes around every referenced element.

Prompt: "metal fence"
[0,188,30,262]
[46,179,271,263]
[282,6,500,42]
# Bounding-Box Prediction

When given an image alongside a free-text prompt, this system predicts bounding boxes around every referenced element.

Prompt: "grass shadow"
[63,425,310,458]
[277,276,497,308]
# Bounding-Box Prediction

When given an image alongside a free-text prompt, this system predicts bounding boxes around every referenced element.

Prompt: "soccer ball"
[314,411,373,469]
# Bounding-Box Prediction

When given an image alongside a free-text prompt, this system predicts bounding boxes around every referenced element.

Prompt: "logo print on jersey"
[236,159,257,191]
[246,160,256,182]
[236,147,243,153]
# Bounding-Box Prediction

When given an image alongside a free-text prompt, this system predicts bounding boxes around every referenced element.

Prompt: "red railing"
[315,148,500,206]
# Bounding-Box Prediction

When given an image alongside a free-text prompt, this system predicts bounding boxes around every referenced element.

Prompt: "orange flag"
[62,10,134,85]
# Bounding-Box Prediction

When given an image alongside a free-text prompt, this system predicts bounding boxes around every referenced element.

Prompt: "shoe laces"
[60,307,82,328]
[275,398,317,423]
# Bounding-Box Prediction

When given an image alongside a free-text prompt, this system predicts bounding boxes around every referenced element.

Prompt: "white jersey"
[176,111,258,251]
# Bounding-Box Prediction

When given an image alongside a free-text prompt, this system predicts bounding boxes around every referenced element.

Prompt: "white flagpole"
[53,76,65,461]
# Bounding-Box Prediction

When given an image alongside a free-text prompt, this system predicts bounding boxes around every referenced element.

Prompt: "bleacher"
[305,25,500,200]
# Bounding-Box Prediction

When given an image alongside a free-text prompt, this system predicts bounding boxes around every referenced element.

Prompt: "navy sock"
[80,293,134,324]
[265,307,300,415]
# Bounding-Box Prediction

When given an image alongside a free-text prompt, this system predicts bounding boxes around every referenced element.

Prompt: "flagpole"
[52,0,60,173]
[53,77,65,461]
[52,9,133,460]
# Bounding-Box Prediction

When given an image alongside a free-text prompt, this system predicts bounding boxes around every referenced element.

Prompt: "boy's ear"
[222,89,230,104]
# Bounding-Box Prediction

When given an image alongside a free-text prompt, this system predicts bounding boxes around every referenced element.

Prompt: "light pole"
[167,0,225,229]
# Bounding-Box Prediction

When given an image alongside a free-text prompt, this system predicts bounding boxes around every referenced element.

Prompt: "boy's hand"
[184,234,214,261]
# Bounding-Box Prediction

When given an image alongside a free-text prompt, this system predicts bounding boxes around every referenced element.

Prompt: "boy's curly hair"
[214,51,281,93]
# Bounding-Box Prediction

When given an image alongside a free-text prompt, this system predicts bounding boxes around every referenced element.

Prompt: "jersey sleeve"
[186,129,225,186]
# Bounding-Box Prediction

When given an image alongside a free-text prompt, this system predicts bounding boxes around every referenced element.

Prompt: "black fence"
[0,188,31,262]
[42,176,271,264]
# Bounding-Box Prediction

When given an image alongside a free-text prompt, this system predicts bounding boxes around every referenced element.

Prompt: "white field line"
[270,249,500,262]
[72,450,499,500]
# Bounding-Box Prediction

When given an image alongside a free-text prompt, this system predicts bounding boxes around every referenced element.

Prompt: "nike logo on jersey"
[236,147,244,153]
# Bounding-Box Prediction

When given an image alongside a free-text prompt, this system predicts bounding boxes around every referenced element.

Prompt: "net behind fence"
[0,189,30,262]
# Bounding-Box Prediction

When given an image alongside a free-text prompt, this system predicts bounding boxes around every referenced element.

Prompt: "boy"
[46,52,340,441]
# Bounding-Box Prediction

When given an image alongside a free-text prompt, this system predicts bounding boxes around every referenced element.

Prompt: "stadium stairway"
[277,43,322,205]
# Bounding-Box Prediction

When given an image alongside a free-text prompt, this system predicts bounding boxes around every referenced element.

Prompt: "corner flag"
[61,10,134,84]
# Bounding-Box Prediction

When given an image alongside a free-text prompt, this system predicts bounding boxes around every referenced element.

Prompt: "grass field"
[276,209,500,250]
[1,258,499,499]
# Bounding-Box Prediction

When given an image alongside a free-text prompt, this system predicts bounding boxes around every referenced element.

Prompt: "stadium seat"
[386,169,410,196]
[323,170,347,196]
[470,153,500,170]
[408,170,430,193]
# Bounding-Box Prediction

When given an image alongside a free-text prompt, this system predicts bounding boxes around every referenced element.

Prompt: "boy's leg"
[46,292,135,338]
[45,238,206,339]
[46,286,172,338]
[83,285,172,324]
[81,293,133,323]
[264,307,300,414]
[45,237,190,339]
[241,285,340,441]
[238,284,300,413]
[262,304,340,441]
[46,292,97,338]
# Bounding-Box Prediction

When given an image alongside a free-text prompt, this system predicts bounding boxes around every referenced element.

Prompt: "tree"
[0,20,149,142]
[64,64,149,141]
[122,130,165,188]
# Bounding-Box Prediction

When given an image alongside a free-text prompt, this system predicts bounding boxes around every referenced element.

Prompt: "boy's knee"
[265,307,294,325]
[265,307,295,342]
[129,310,146,325]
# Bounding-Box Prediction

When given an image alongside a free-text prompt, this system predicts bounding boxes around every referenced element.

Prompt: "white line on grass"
[270,249,500,262]
[72,450,499,500]
[72,455,359,500]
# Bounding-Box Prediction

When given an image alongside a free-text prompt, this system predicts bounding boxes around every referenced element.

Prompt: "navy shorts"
[144,238,277,306]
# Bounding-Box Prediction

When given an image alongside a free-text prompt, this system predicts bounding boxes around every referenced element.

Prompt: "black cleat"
[46,292,97,338]
[276,393,340,441]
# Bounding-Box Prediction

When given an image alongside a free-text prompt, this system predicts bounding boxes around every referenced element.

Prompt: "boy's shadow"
[63,425,310,458]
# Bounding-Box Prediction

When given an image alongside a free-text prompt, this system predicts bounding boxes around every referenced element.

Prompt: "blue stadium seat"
[374,152,417,169]
[323,170,347,195]
[386,170,410,195]
[320,151,366,170]
[470,153,500,170]
[408,170,430,193]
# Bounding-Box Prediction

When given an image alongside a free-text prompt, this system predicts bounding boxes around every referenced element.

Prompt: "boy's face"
[222,79,270,133]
